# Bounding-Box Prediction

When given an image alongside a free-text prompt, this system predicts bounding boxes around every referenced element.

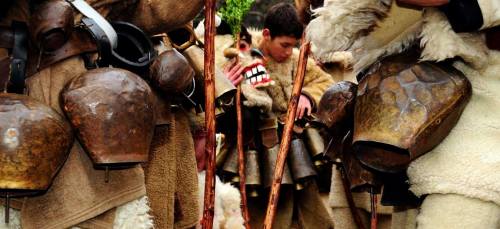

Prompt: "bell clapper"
[105,166,110,183]
[295,182,305,191]
[4,194,10,224]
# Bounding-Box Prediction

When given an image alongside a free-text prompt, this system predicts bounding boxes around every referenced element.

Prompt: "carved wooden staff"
[263,34,310,229]
[235,33,251,229]
[202,0,217,227]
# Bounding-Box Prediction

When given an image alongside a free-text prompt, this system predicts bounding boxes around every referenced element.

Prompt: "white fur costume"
[0,197,153,229]
[307,0,500,228]
[197,172,245,229]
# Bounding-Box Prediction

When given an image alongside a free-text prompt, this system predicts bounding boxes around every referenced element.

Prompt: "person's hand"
[296,94,312,120]
[397,0,449,6]
[223,60,245,86]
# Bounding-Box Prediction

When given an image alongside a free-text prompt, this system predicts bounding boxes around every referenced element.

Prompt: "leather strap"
[259,117,279,148]
[66,0,117,49]
[8,21,28,94]
[27,28,97,76]
[81,17,113,66]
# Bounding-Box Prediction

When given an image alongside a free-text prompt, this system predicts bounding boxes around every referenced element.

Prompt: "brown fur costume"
[212,30,336,229]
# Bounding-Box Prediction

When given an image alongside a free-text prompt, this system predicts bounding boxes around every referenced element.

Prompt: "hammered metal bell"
[289,138,317,190]
[62,68,156,167]
[216,138,232,169]
[222,145,239,183]
[149,48,195,95]
[353,52,472,173]
[0,93,73,193]
[262,144,293,187]
[304,127,326,167]
[0,94,73,222]
[245,150,261,197]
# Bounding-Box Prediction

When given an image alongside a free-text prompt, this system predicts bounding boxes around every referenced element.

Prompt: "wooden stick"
[339,165,366,229]
[235,34,251,229]
[263,34,310,229]
[202,0,217,227]
[370,187,378,229]
[236,86,251,229]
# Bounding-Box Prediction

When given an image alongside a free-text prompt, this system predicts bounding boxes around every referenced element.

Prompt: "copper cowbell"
[149,48,195,95]
[62,68,156,168]
[289,138,317,190]
[303,127,326,167]
[0,94,73,222]
[222,145,240,183]
[262,144,293,188]
[245,149,261,197]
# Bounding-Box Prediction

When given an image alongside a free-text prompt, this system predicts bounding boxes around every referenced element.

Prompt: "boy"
[223,3,335,229]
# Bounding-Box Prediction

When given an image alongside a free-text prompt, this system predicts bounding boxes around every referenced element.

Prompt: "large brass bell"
[0,94,73,223]
[353,52,472,173]
[262,144,293,187]
[245,150,261,197]
[303,127,326,167]
[289,138,317,190]
[62,68,156,179]
[222,145,239,183]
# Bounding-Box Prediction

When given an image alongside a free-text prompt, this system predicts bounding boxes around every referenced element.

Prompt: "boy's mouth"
[243,63,273,88]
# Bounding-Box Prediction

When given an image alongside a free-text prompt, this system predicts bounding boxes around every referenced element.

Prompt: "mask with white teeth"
[238,48,275,88]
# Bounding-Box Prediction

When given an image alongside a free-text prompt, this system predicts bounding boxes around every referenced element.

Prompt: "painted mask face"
[240,49,274,88]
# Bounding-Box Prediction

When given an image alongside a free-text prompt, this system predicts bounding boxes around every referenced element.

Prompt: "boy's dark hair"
[264,3,303,39]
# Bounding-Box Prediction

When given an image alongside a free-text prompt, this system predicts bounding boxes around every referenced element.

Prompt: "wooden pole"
[370,188,378,229]
[236,86,251,229]
[340,166,366,229]
[263,34,310,229]
[202,0,217,227]
[235,34,251,229]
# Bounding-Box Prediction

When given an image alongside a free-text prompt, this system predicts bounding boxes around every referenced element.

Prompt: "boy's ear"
[262,29,271,40]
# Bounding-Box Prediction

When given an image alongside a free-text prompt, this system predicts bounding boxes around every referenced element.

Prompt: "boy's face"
[262,29,298,63]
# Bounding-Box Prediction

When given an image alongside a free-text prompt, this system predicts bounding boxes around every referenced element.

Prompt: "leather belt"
[0,21,28,93]
[0,27,14,49]
[27,28,97,76]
